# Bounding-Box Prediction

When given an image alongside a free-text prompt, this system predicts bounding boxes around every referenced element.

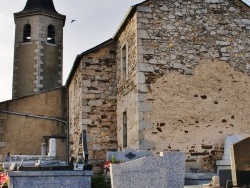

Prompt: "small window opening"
[121,44,127,80]
[23,24,31,42]
[123,111,127,148]
[47,25,55,43]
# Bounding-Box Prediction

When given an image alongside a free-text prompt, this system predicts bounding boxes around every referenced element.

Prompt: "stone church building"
[0,0,250,174]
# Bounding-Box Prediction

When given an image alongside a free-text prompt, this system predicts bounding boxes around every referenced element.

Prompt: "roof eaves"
[239,0,250,8]
[113,1,148,40]
[14,9,66,26]
[65,38,114,87]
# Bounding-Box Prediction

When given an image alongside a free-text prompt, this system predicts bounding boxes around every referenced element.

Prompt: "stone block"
[246,63,250,70]
[82,106,92,113]
[138,102,152,112]
[82,94,95,99]
[138,46,154,55]
[137,72,145,84]
[205,0,223,3]
[138,29,150,39]
[139,120,153,131]
[137,6,152,12]
[138,18,149,24]
[83,70,95,76]
[138,84,148,93]
[241,19,250,25]
[82,80,91,87]
[82,119,92,125]
[92,144,101,151]
[138,63,154,72]
[88,99,103,106]
[110,152,185,188]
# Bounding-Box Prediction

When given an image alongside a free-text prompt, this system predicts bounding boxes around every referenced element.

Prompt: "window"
[123,111,127,148]
[121,44,127,80]
[23,24,31,42]
[47,25,55,43]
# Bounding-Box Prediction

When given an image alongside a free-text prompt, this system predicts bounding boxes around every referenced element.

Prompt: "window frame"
[23,24,31,42]
[121,43,128,81]
[47,25,55,44]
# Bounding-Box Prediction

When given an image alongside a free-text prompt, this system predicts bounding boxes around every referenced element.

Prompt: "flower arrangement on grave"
[0,173,9,188]
[103,160,111,174]
[103,154,116,174]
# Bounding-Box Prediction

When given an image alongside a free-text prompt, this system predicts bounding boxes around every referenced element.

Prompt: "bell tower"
[12,0,66,98]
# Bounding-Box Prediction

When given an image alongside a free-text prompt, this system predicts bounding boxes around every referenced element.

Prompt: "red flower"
[0,173,7,186]
[103,160,110,170]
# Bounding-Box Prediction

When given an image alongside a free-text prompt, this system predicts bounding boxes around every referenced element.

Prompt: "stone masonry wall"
[0,88,67,161]
[68,66,82,160]
[134,0,250,172]
[69,43,117,174]
[13,15,63,98]
[116,13,141,150]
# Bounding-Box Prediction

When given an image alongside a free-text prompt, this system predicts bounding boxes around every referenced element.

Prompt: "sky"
[0,0,249,101]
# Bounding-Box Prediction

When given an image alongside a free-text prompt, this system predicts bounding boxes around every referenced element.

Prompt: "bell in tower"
[12,0,66,98]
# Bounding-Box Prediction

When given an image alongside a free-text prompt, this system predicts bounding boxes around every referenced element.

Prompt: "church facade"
[67,0,250,173]
[0,0,249,175]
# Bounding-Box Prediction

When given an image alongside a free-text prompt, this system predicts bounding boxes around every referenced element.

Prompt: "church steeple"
[22,0,57,13]
[12,0,66,99]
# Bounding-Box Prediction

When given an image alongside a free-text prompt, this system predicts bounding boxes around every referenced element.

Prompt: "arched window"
[47,25,55,44]
[23,24,31,42]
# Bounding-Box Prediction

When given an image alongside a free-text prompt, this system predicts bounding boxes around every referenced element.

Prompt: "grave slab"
[218,169,232,188]
[8,170,92,188]
[185,172,216,185]
[110,151,185,188]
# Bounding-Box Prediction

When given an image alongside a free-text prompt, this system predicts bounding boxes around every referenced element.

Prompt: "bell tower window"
[23,24,31,42]
[47,25,55,44]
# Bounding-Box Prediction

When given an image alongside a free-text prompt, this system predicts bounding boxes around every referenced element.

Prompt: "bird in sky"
[71,20,76,23]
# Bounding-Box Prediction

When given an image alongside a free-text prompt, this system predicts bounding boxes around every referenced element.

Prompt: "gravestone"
[106,149,152,162]
[230,137,250,187]
[216,135,244,173]
[110,152,185,188]
[8,170,92,188]
[185,172,216,185]
[218,169,232,188]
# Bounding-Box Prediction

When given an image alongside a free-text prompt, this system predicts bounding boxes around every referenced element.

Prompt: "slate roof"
[14,0,66,25]
[22,0,58,13]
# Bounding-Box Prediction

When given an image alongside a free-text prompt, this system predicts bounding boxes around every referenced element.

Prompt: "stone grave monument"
[110,151,185,188]
[230,137,250,187]
[216,134,244,173]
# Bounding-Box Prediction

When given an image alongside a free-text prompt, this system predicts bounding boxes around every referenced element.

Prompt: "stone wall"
[134,0,250,171]
[138,0,250,171]
[68,42,117,174]
[0,87,67,161]
[116,13,141,150]
[68,66,82,160]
